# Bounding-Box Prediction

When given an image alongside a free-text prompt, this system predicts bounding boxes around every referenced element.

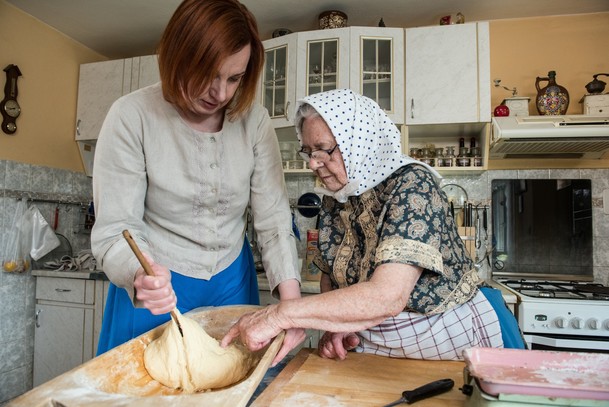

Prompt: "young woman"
[92,0,304,365]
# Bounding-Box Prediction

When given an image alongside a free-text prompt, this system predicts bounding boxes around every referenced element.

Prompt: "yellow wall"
[0,5,608,173]
[0,0,105,172]
[490,13,609,115]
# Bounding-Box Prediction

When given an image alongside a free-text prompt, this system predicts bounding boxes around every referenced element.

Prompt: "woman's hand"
[133,254,176,315]
[221,305,285,353]
[317,331,360,360]
[272,328,306,366]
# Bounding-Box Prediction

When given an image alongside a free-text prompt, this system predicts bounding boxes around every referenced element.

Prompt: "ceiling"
[7,0,609,59]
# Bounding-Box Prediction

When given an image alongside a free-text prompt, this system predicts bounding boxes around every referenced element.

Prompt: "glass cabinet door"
[361,38,392,111]
[296,28,350,103]
[307,39,338,95]
[350,28,404,124]
[263,45,287,119]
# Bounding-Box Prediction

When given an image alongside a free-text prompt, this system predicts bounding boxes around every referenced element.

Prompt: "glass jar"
[471,147,483,167]
[434,147,445,167]
[457,147,470,167]
[443,146,456,167]
[420,147,434,167]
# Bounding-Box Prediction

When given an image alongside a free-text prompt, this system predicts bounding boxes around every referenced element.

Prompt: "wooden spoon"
[122,229,183,336]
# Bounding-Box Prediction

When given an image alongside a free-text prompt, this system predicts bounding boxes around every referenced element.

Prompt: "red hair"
[157,0,263,120]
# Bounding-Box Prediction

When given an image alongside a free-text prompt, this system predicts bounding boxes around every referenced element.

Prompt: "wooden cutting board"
[252,349,468,406]
[10,305,284,407]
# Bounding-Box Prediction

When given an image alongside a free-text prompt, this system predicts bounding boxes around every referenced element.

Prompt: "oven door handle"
[525,334,609,351]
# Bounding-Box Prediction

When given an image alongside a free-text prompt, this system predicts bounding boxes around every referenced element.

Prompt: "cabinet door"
[261,34,298,128]
[33,304,91,386]
[350,27,405,124]
[131,55,160,90]
[296,28,350,100]
[75,59,127,141]
[405,23,490,124]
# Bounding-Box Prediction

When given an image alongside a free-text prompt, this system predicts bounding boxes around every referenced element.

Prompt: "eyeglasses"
[298,144,339,162]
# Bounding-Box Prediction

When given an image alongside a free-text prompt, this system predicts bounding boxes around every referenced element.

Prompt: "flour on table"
[144,309,255,393]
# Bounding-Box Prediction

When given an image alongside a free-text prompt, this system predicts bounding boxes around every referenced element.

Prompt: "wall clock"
[1,64,22,135]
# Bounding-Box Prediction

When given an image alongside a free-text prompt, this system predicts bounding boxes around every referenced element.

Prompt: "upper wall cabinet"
[349,27,404,124]
[405,22,490,125]
[75,56,160,142]
[261,27,405,128]
[261,33,298,128]
[75,55,160,176]
[75,59,127,143]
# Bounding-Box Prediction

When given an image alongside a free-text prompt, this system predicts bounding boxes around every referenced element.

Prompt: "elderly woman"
[222,89,523,362]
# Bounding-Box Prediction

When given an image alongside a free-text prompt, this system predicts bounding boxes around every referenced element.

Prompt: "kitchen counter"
[251,348,467,406]
[32,268,107,280]
[257,273,321,294]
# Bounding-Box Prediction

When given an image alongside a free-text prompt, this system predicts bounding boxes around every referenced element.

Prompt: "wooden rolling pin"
[122,229,183,336]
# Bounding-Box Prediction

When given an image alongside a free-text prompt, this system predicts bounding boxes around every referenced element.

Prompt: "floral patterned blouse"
[313,164,482,315]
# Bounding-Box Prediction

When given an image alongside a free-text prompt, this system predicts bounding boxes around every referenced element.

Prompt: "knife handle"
[402,378,454,404]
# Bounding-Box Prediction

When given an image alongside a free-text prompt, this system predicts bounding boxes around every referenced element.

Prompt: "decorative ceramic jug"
[535,70,569,115]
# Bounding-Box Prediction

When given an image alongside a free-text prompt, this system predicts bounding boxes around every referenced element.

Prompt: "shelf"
[401,122,491,172]
[283,169,313,175]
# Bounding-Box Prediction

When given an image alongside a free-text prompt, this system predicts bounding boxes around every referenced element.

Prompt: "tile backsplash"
[0,160,93,404]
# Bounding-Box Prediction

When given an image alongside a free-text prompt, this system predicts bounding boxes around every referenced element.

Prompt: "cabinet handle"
[410,99,415,119]
[35,309,42,328]
[55,288,72,292]
[76,119,81,136]
[284,101,290,121]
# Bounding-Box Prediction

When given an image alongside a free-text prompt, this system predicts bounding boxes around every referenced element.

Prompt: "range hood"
[490,115,609,159]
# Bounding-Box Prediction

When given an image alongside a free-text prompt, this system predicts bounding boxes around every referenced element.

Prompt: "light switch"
[604,189,609,215]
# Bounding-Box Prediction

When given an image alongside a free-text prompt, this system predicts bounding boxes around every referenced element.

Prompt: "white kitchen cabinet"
[262,27,405,127]
[75,55,160,176]
[405,22,490,125]
[33,275,108,386]
[296,28,351,104]
[350,27,405,124]
[75,59,127,143]
[261,34,298,128]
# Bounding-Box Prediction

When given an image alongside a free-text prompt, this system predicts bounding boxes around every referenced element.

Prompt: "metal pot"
[585,73,609,94]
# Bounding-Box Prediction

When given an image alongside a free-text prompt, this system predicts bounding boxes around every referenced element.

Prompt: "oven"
[494,279,609,353]
[490,179,609,353]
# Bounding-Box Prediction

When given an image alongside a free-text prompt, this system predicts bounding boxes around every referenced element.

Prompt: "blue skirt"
[96,238,259,355]
[479,286,526,349]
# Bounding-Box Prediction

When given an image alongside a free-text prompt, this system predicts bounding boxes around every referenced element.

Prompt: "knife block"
[458,227,476,259]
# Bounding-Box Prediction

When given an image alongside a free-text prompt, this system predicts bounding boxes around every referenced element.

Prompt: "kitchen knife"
[382,378,454,406]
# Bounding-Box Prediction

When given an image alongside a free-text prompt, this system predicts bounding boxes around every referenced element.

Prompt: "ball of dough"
[144,309,255,393]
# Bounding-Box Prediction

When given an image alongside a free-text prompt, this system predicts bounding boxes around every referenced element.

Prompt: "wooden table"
[251,348,468,406]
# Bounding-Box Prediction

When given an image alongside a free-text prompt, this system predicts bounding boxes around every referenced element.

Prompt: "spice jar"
[420,147,435,167]
[443,146,456,167]
[457,146,470,167]
[471,147,483,167]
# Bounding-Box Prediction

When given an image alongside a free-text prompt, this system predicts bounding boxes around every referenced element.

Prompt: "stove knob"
[587,318,599,330]
[570,317,584,329]
[604,320,609,330]
[554,317,567,329]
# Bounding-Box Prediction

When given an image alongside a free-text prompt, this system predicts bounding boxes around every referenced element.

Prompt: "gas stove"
[498,279,609,301]
[494,278,609,353]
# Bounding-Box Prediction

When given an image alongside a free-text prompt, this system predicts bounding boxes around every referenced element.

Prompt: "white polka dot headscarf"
[295,89,440,203]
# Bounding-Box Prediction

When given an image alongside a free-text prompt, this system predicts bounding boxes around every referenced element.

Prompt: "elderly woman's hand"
[318,331,360,360]
[221,304,285,352]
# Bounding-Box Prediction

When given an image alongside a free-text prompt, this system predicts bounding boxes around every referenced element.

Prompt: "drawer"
[36,276,95,304]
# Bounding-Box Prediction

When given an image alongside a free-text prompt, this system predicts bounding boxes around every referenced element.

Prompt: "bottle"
[535,70,569,115]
